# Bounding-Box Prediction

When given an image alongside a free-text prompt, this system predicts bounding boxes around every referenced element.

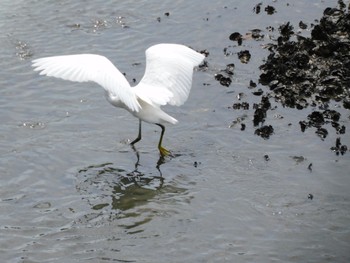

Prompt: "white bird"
[32,43,205,156]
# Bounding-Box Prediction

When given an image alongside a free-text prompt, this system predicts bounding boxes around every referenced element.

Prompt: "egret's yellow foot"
[159,146,171,157]
[156,123,171,157]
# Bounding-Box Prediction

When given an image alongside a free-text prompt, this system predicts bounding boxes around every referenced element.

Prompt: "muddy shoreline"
[213,1,349,154]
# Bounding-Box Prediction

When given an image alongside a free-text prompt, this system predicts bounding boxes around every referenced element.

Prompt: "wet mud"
[216,1,349,153]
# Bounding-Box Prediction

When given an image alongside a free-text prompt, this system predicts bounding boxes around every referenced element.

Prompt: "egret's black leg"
[156,123,171,157]
[130,119,142,145]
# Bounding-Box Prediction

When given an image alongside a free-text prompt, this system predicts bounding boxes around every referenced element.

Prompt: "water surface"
[1,0,349,262]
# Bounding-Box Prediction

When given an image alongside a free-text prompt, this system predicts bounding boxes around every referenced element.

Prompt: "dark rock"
[232,102,249,110]
[200,49,210,57]
[323,109,340,122]
[255,125,274,139]
[299,121,307,132]
[265,5,276,15]
[299,21,307,29]
[237,50,251,63]
[250,29,264,40]
[307,111,325,126]
[229,2,349,146]
[340,145,348,155]
[261,96,271,109]
[225,63,235,75]
[252,89,264,96]
[242,102,249,110]
[232,103,241,110]
[331,137,348,155]
[308,163,313,171]
[343,100,350,109]
[215,73,232,87]
[229,32,243,44]
[338,0,346,9]
[279,22,294,41]
[254,3,262,14]
[258,2,350,134]
[315,127,328,139]
[249,80,257,88]
[253,108,266,126]
[214,63,236,87]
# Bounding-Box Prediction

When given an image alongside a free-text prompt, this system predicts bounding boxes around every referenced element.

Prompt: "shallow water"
[1,0,350,262]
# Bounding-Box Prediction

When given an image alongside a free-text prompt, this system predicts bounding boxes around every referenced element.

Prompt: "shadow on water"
[75,148,189,231]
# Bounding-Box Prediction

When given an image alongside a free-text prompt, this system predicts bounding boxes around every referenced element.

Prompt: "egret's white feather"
[32,54,141,112]
[32,43,205,124]
[135,44,205,107]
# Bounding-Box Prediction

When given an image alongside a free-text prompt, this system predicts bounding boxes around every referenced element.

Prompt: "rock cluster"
[222,1,349,153]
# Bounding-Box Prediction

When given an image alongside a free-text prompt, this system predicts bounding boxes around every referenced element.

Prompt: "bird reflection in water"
[76,150,186,229]
[130,143,171,176]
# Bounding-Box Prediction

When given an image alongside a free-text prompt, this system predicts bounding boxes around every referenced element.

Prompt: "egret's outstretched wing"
[134,44,205,106]
[32,54,140,112]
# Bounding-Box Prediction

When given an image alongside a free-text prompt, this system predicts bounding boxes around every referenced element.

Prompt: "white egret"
[32,43,205,156]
